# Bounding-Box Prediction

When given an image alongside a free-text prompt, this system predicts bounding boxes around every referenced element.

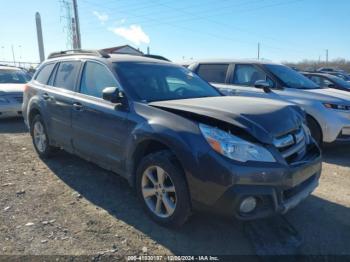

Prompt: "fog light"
[239,197,257,213]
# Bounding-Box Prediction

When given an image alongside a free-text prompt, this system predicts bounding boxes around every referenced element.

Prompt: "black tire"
[306,115,322,146]
[136,150,191,228]
[30,114,57,158]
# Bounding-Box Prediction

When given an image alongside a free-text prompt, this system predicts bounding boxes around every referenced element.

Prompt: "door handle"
[42,93,52,100]
[73,102,84,111]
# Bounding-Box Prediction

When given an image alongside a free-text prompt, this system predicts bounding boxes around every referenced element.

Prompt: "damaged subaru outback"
[23,50,322,227]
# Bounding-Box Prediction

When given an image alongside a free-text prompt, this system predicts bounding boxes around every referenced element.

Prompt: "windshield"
[0,69,31,84]
[265,64,320,89]
[329,75,350,89]
[114,62,221,102]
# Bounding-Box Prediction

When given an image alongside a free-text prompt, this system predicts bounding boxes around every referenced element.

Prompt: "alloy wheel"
[33,121,47,153]
[141,166,177,218]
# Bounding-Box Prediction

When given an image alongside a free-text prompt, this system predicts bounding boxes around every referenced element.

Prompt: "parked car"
[326,72,350,82]
[317,67,345,73]
[0,65,31,118]
[189,60,350,144]
[302,72,350,92]
[23,50,322,227]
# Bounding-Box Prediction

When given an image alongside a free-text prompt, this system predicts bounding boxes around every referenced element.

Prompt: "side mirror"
[327,83,336,88]
[254,80,272,93]
[102,87,125,104]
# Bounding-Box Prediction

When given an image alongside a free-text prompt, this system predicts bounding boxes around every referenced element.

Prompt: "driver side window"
[80,61,117,98]
[233,64,274,88]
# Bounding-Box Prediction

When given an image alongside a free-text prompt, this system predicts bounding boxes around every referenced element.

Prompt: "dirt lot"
[0,118,349,259]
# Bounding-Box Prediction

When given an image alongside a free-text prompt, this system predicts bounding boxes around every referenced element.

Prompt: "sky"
[0,0,349,64]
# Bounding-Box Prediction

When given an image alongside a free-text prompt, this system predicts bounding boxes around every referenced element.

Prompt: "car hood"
[149,96,303,144]
[214,83,350,104]
[0,84,25,95]
[304,88,350,102]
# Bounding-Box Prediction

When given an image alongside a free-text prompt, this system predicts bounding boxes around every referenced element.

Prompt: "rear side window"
[196,64,229,83]
[233,64,273,87]
[35,64,55,84]
[53,61,80,91]
[80,61,117,98]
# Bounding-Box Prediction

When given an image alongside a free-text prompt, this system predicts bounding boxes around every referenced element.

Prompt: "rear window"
[53,61,80,91]
[0,69,31,84]
[35,63,55,85]
[196,64,229,83]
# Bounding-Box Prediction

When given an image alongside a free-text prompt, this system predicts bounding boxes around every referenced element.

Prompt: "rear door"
[47,60,81,151]
[71,60,130,173]
[196,63,230,84]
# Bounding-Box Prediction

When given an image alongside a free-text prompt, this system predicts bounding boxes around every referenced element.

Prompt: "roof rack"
[47,49,110,59]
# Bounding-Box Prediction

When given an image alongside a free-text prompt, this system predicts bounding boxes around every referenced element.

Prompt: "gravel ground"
[0,118,349,259]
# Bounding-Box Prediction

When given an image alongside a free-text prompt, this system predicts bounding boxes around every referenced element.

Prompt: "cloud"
[93,11,109,24]
[115,19,126,25]
[109,25,150,45]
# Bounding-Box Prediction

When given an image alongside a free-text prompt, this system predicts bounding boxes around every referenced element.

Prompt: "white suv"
[189,60,350,144]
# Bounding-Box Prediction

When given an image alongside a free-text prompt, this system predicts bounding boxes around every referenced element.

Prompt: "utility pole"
[257,42,260,60]
[11,45,16,66]
[326,49,329,65]
[147,46,150,55]
[1,46,4,61]
[35,12,45,62]
[72,0,81,49]
[18,45,22,67]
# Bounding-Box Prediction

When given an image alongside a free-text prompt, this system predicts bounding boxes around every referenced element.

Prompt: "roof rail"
[47,49,110,59]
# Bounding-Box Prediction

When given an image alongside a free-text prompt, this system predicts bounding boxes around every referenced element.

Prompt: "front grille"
[273,127,307,164]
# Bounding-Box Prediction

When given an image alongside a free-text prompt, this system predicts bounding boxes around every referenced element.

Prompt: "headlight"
[0,97,9,104]
[323,103,350,111]
[199,123,276,163]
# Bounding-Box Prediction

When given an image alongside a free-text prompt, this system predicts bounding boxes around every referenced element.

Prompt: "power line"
[77,0,323,58]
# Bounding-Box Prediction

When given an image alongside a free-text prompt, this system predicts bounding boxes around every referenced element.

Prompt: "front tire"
[30,114,56,158]
[136,150,191,228]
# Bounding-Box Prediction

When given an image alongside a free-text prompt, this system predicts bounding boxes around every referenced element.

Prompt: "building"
[102,45,143,56]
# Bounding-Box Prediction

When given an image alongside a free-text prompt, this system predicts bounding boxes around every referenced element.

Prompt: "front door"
[228,64,276,99]
[71,60,130,173]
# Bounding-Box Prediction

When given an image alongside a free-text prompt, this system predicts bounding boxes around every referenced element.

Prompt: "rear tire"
[30,114,57,158]
[136,150,191,228]
[307,116,322,146]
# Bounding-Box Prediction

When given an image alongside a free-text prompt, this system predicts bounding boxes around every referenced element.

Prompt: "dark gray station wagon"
[23,50,322,227]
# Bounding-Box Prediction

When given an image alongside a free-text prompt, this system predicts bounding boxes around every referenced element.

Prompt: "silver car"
[189,60,350,144]
[0,65,31,118]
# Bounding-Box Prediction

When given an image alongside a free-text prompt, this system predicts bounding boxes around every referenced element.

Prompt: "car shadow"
[284,194,350,255]
[0,118,27,134]
[322,143,350,168]
[42,150,253,256]
[41,150,350,256]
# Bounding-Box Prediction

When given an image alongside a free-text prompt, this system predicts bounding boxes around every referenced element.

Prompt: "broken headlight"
[199,123,276,163]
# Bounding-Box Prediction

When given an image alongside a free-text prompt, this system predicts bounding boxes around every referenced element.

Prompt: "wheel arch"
[128,138,188,190]
[306,113,323,142]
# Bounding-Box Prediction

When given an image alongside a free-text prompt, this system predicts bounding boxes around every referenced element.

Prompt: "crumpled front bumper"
[190,142,322,220]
